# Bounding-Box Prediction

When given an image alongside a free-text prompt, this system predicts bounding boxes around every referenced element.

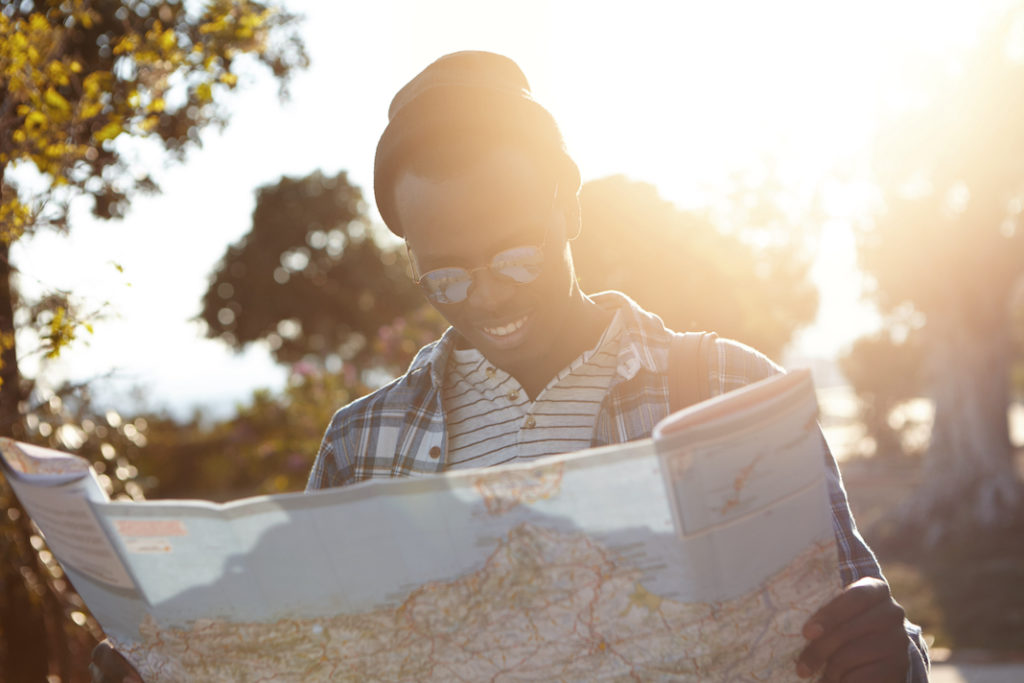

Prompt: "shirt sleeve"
[305,433,336,492]
[305,412,354,491]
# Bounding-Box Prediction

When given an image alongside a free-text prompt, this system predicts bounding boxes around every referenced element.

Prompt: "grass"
[839,454,1024,653]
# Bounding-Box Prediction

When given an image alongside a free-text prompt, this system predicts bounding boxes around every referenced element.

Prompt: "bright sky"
[11,0,1008,417]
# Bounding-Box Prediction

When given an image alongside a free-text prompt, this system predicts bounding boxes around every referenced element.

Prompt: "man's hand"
[796,577,910,682]
[89,639,142,683]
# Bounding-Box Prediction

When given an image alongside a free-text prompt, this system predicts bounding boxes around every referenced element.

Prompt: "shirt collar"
[589,291,672,381]
[406,327,461,389]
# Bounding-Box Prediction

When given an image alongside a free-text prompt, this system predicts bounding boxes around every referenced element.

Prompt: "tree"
[199,171,431,368]
[574,175,818,360]
[855,6,1024,539]
[839,329,925,458]
[0,0,307,432]
[0,2,307,678]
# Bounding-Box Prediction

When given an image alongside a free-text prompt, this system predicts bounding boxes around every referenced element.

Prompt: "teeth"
[483,316,527,337]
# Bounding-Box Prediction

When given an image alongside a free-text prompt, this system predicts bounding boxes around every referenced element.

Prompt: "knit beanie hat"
[373,51,581,236]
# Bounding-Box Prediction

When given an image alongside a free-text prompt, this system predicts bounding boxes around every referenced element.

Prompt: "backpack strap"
[668,331,717,413]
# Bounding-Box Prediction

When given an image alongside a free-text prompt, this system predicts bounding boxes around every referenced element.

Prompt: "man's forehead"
[396,149,550,230]
[397,161,553,263]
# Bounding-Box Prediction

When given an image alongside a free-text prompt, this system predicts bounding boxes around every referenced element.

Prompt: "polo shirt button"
[507,389,520,401]
[429,446,442,459]
[486,366,496,376]
[523,416,536,429]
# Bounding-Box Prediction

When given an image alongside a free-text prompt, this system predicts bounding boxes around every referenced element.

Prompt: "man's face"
[394,147,578,375]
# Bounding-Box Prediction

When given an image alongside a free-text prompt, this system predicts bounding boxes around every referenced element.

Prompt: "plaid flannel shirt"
[307,291,928,680]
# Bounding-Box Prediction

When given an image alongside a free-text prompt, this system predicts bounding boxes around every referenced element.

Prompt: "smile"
[482,315,528,338]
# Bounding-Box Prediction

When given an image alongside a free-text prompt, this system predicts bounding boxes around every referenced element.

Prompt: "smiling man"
[92,51,929,682]
[304,51,929,682]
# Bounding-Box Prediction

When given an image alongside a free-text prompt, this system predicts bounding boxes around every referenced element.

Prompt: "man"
[93,51,928,682]
[308,51,929,683]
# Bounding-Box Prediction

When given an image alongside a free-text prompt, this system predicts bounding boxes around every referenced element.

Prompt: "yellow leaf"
[83,71,111,97]
[199,18,226,35]
[81,101,103,119]
[219,72,238,86]
[113,35,138,56]
[159,28,176,52]
[69,60,83,73]
[196,82,212,102]
[44,88,70,113]
[94,120,123,142]
[240,10,271,29]
[24,111,47,132]
[48,61,70,86]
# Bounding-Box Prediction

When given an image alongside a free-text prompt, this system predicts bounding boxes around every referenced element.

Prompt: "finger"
[90,640,142,683]
[804,577,891,638]
[819,629,909,682]
[798,597,905,673]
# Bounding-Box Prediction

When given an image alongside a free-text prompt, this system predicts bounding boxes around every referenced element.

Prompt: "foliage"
[852,5,1024,533]
[200,171,428,367]
[0,0,308,414]
[1,0,307,231]
[574,175,818,360]
[134,376,346,501]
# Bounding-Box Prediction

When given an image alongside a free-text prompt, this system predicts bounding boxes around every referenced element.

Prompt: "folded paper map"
[2,369,839,681]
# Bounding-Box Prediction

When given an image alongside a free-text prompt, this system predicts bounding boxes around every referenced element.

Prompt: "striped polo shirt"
[443,310,625,469]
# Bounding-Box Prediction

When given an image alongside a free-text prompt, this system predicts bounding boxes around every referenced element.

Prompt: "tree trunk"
[900,316,1023,541]
[1,168,79,679]
[0,161,20,437]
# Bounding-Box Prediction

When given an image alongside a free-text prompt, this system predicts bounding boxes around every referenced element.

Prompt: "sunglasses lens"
[421,268,472,304]
[492,246,543,283]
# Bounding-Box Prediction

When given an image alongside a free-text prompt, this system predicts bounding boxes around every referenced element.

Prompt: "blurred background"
[2,0,1023,680]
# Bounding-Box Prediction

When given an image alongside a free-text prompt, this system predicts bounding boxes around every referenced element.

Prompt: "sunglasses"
[406,187,558,305]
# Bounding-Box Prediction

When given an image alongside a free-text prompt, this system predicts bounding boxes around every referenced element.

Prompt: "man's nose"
[467,267,516,309]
